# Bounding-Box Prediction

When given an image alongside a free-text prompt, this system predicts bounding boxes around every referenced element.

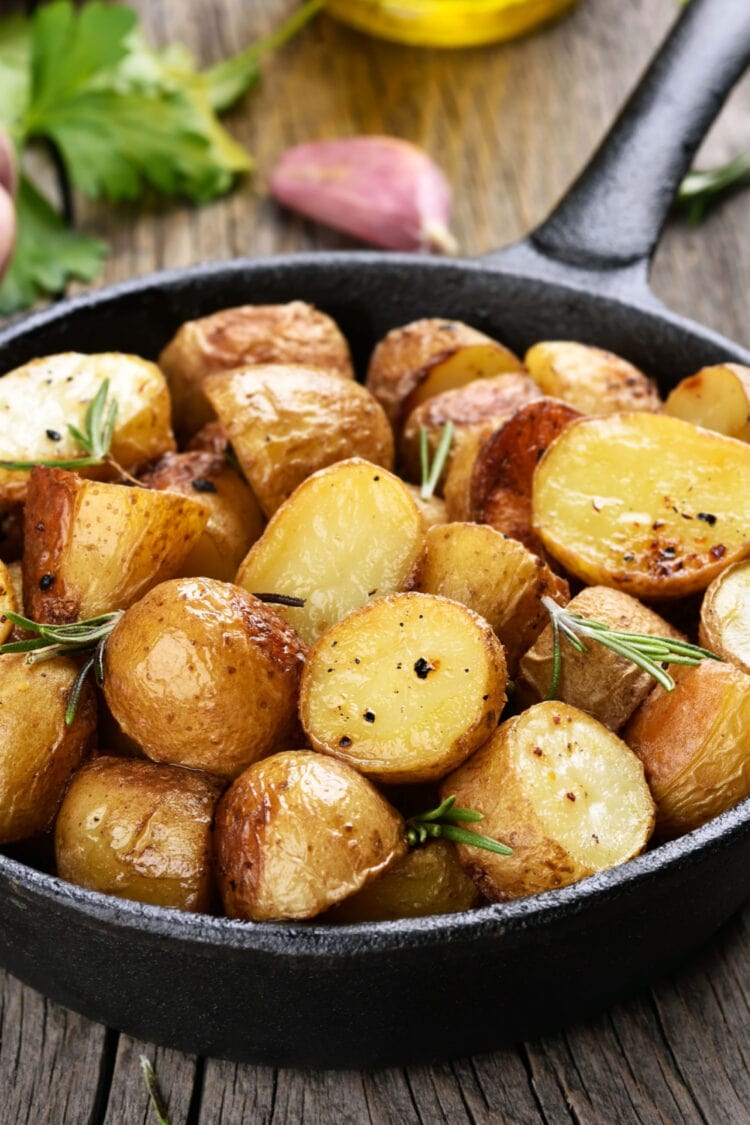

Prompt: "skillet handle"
[487,0,750,276]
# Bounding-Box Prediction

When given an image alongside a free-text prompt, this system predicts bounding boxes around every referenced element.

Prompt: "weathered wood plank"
[100,1036,199,1125]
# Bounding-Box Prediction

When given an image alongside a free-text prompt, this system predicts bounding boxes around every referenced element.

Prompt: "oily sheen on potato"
[235,458,425,646]
[533,412,750,598]
[443,701,655,901]
[300,591,507,784]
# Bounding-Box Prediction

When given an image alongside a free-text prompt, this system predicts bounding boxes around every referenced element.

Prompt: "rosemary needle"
[420,421,455,500]
[407,795,512,856]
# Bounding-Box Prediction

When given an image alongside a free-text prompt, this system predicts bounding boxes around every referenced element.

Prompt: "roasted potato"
[300,591,507,784]
[328,839,480,922]
[417,522,568,674]
[203,364,394,517]
[55,757,222,912]
[235,458,425,646]
[699,560,750,673]
[103,578,307,780]
[533,412,750,598]
[398,373,542,486]
[517,586,683,730]
[0,352,175,503]
[23,467,208,623]
[0,558,17,645]
[159,301,354,438]
[525,341,661,415]
[443,701,655,901]
[140,451,265,582]
[0,654,97,844]
[664,363,750,441]
[215,750,407,921]
[365,318,524,429]
[624,660,750,838]
[403,484,448,528]
[470,397,581,553]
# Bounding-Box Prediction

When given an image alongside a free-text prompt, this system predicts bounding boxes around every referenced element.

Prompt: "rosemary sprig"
[140,1056,170,1125]
[407,795,513,856]
[676,154,750,225]
[420,421,454,501]
[0,379,118,472]
[0,608,123,724]
[541,596,719,700]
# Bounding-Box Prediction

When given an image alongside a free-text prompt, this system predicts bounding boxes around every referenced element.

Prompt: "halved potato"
[443,701,655,901]
[300,592,507,784]
[471,398,581,553]
[699,560,750,673]
[365,318,524,429]
[23,467,208,623]
[517,586,683,731]
[103,578,307,780]
[55,757,222,912]
[533,412,750,598]
[0,558,17,644]
[328,839,480,922]
[140,451,265,582]
[236,459,425,647]
[159,301,354,438]
[624,660,750,838]
[398,372,542,485]
[215,750,407,922]
[0,352,175,503]
[203,364,394,517]
[525,341,661,415]
[0,653,97,844]
[403,484,447,529]
[664,363,750,441]
[417,522,568,674]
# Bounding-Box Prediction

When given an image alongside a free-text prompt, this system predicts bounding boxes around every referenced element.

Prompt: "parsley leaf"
[675,154,750,225]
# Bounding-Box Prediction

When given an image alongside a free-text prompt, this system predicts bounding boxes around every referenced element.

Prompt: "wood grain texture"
[2,0,750,1121]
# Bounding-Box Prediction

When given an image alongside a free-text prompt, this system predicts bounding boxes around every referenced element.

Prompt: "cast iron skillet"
[1,0,750,1070]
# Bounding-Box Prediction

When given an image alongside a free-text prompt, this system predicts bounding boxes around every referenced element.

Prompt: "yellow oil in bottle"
[326,0,580,48]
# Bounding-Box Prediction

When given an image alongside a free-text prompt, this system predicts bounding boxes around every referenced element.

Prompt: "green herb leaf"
[420,421,454,501]
[0,14,32,134]
[0,174,106,316]
[407,795,512,856]
[675,154,750,225]
[140,1056,170,1125]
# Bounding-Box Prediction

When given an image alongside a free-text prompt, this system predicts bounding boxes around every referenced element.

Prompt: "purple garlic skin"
[270,135,457,254]
[0,129,17,280]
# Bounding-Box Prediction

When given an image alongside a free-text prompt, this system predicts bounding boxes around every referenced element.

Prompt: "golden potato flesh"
[158,301,354,438]
[402,484,447,529]
[399,372,542,485]
[443,702,654,901]
[140,451,265,582]
[0,558,17,644]
[0,352,175,503]
[55,757,222,912]
[365,318,524,429]
[624,660,750,838]
[103,578,307,780]
[328,839,480,922]
[236,458,425,647]
[517,586,683,731]
[533,412,750,598]
[525,341,661,415]
[0,654,96,844]
[664,364,750,441]
[700,560,750,673]
[23,467,208,623]
[300,592,507,784]
[417,522,568,674]
[215,750,407,922]
[203,365,394,517]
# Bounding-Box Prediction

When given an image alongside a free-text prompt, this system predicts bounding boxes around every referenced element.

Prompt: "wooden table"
[3,1,750,1120]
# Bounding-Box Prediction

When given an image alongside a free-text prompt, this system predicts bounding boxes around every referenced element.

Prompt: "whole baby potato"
[55,756,222,912]
[0,653,97,844]
[215,750,407,921]
[103,577,307,780]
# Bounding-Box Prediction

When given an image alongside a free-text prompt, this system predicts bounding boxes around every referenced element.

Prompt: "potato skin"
[664,363,750,441]
[203,364,395,517]
[0,654,97,844]
[215,750,407,921]
[140,450,265,582]
[517,586,683,731]
[103,578,307,780]
[159,301,354,438]
[699,559,750,673]
[55,757,222,912]
[624,660,750,838]
[525,341,661,415]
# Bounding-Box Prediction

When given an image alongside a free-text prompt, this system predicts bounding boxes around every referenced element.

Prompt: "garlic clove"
[270,135,457,254]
